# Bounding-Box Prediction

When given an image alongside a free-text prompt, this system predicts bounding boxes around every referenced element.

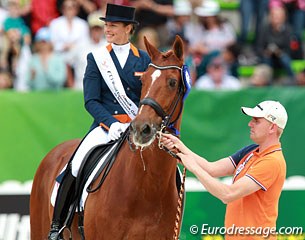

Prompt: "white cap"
[241,100,288,129]
[87,11,104,28]
[174,0,192,16]
[194,0,220,17]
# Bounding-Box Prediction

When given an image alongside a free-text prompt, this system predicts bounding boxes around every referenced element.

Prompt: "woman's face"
[104,22,131,44]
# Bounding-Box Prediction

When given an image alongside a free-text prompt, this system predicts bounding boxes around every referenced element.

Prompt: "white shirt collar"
[111,42,130,68]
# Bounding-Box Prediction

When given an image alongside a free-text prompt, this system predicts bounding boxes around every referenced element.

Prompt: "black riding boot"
[48,169,76,240]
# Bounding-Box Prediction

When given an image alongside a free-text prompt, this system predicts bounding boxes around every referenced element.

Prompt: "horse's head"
[130,35,191,148]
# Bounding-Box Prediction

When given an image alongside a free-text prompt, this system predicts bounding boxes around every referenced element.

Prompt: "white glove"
[108,122,130,141]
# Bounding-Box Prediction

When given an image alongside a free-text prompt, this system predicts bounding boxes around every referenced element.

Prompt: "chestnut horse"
[30,35,189,240]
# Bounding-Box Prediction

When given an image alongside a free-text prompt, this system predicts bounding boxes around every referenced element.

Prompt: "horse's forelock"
[161,50,183,66]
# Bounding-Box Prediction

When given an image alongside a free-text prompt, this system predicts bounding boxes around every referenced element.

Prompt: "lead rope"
[173,167,186,240]
[157,129,186,240]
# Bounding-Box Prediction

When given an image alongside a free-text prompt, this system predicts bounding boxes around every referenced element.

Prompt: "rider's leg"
[71,126,109,176]
[48,126,109,240]
[48,166,76,240]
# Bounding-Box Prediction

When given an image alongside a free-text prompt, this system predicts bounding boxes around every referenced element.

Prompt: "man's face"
[248,117,273,144]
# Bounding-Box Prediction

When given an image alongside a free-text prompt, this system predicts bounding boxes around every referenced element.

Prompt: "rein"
[138,63,186,240]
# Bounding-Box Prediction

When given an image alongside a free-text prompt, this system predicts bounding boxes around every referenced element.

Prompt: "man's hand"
[108,122,129,140]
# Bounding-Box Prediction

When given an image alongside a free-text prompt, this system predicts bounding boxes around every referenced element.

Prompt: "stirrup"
[48,222,64,240]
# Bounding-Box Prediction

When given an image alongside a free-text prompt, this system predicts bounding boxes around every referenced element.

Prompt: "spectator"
[0,69,12,89]
[270,0,305,42]
[2,0,31,79]
[57,0,98,20]
[186,0,236,58]
[49,0,90,87]
[26,27,67,91]
[70,11,106,90]
[195,55,241,90]
[238,0,269,47]
[249,64,274,87]
[0,2,8,30]
[166,0,192,49]
[131,0,174,49]
[0,2,9,71]
[257,4,295,85]
[222,42,241,79]
[135,26,160,51]
[30,0,60,35]
[196,43,241,79]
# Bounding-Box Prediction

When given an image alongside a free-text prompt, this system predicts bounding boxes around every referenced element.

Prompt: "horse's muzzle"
[129,121,158,147]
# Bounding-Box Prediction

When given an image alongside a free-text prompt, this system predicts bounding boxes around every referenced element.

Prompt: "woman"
[47,3,150,240]
[26,27,67,91]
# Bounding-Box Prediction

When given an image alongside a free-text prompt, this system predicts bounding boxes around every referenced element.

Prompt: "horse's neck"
[122,141,177,193]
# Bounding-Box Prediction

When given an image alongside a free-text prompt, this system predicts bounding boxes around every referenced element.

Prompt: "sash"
[92,45,138,120]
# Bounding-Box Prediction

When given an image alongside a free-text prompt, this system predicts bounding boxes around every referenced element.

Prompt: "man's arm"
[197,157,235,178]
[191,166,261,204]
[161,133,261,203]
[161,133,235,177]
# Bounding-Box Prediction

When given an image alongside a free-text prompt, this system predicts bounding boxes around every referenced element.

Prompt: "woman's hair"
[201,15,227,29]
[123,22,137,35]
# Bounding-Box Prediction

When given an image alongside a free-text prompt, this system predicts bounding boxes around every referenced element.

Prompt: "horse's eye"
[168,78,177,88]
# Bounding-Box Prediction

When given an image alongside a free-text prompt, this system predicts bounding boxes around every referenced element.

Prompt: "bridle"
[138,63,187,240]
[139,63,185,135]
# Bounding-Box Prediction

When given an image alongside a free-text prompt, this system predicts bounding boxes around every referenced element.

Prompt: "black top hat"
[99,3,139,25]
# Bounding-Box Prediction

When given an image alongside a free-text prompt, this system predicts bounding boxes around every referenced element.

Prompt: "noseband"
[139,63,184,133]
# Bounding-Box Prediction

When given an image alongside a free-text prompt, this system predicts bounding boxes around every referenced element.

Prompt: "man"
[161,100,288,239]
[194,55,241,90]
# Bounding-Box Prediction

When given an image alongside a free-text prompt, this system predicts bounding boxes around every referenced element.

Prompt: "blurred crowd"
[0,0,305,91]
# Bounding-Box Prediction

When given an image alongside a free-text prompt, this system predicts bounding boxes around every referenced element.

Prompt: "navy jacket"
[83,44,151,131]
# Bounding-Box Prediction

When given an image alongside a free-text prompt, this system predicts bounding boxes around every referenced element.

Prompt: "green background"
[0,88,304,239]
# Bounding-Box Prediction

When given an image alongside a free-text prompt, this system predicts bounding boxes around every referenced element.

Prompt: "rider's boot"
[48,168,76,240]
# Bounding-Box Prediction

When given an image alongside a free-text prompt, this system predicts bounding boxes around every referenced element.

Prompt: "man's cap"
[241,100,288,129]
[35,27,51,42]
[99,3,138,25]
[194,0,220,17]
[174,0,192,16]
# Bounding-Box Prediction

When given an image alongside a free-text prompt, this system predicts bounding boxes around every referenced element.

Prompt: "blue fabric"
[230,144,259,166]
[83,47,151,131]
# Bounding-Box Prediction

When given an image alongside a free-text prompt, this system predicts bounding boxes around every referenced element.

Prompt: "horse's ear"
[172,35,184,61]
[144,36,160,59]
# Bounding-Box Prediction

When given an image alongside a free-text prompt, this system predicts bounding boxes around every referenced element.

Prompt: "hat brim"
[194,9,219,17]
[241,106,265,118]
[99,17,139,25]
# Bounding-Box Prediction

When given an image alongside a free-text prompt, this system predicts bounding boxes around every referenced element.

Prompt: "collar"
[112,42,130,53]
[106,43,139,57]
[254,144,282,158]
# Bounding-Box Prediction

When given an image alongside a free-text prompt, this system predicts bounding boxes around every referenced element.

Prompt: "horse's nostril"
[141,124,151,137]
